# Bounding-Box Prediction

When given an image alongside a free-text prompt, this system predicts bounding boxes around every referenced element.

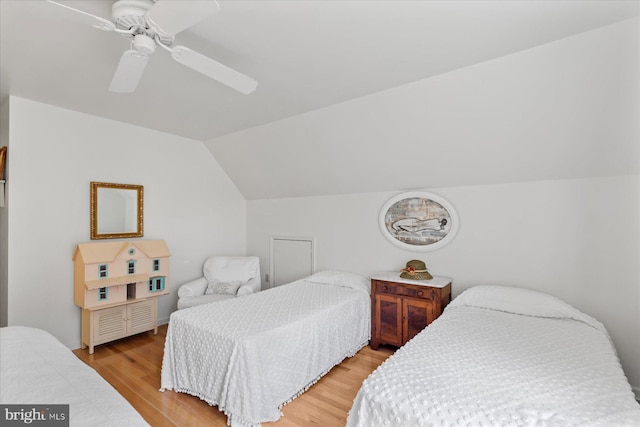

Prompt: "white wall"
[247,175,640,390]
[207,18,638,200]
[2,96,246,348]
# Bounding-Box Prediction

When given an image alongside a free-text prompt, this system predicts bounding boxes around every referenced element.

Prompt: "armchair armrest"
[237,276,261,296]
[178,277,208,298]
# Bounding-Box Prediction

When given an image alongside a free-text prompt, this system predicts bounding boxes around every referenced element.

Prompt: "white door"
[270,236,314,287]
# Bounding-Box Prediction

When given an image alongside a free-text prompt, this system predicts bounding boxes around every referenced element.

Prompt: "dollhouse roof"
[73,240,171,264]
[134,240,171,258]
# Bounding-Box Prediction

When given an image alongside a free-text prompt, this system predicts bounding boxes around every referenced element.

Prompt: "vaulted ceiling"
[1,1,638,199]
[0,1,637,141]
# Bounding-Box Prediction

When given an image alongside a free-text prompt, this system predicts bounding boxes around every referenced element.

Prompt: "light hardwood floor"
[72,325,394,427]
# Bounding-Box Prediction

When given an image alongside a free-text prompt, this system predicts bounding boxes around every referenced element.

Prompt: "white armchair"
[177,256,261,310]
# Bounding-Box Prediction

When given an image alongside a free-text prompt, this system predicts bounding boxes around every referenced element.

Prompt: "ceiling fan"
[47,0,258,94]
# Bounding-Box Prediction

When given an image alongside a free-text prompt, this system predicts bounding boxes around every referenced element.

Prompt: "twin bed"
[0,326,149,426]
[160,270,371,426]
[347,285,640,426]
[3,274,638,426]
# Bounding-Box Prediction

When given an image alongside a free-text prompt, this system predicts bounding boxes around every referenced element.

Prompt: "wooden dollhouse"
[73,239,170,353]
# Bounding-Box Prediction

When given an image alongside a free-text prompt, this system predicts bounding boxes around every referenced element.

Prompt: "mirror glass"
[90,182,143,239]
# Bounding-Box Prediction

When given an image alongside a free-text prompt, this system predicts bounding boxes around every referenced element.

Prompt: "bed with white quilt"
[347,285,640,427]
[0,326,149,426]
[161,270,371,427]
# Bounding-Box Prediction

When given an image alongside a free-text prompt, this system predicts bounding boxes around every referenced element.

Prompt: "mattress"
[347,285,640,427]
[0,326,149,427]
[161,270,371,427]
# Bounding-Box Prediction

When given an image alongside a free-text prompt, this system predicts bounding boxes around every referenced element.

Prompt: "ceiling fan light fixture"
[133,34,156,55]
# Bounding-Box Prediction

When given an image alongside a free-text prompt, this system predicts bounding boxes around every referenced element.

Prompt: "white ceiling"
[1,1,638,142]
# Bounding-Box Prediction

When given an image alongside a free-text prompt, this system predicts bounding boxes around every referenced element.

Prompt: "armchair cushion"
[205,279,246,295]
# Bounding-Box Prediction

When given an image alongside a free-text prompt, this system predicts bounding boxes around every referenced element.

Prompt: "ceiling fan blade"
[109,50,150,93]
[171,45,257,94]
[146,0,220,35]
[46,1,115,31]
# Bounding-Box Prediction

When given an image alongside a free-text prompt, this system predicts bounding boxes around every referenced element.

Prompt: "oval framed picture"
[379,191,459,252]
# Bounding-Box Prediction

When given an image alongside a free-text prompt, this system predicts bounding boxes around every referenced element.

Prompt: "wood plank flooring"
[72,325,394,427]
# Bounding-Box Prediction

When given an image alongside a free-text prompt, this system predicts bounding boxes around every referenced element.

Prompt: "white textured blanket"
[1,326,149,427]
[161,271,371,426]
[348,285,640,427]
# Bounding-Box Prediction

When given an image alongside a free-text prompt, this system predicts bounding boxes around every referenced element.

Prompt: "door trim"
[269,235,315,288]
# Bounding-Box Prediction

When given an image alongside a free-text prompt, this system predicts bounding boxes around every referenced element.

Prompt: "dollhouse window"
[98,287,108,300]
[148,277,165,292]
[128,248,135,255]
[127,260,136,274]
[98,264,108,278]
[152,259,160,271]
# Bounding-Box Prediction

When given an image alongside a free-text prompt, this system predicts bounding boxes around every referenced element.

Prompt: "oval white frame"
[378,191,459,252]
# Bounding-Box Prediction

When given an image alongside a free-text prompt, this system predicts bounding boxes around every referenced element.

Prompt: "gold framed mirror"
[90,182,143,240]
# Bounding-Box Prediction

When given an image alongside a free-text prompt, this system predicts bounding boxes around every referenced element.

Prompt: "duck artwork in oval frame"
[379,191,459,252]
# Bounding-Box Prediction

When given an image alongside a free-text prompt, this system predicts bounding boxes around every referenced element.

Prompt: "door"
[402,298,435,343]
[269,236,314,287]
[376,293,403,347]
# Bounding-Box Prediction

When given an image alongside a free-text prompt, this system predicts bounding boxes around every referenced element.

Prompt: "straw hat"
[400,259,433,280]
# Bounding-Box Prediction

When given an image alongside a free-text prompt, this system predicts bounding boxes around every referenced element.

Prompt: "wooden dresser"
[370,272,452,350]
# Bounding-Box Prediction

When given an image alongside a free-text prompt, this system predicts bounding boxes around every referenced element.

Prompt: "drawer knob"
[417,291,423,297]
[382,285,388,291]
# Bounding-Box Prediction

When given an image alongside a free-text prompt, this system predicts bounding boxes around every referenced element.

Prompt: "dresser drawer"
[374,280,400,295]
[373,280,433,300]
[404,286,434,300]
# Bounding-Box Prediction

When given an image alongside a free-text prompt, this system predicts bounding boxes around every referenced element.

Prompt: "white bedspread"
[161,272,371,427]
[0,326,149,427]
[348,285,640,427]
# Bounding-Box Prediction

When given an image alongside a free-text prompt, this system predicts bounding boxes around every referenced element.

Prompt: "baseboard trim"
[158,316,170,326]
